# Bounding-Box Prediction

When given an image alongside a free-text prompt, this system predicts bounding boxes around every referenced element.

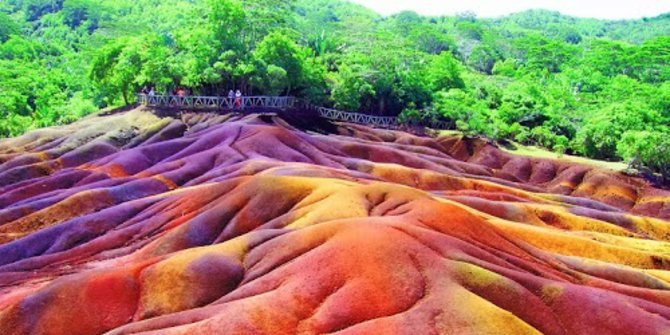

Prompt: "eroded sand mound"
[0,108,669,335]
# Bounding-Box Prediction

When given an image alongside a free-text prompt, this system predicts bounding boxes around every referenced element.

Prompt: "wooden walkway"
[138,94,448,129]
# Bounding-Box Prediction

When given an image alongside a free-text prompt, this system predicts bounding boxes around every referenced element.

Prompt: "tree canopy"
[2,0,670,180]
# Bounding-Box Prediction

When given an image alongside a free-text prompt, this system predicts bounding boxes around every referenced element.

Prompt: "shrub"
[575,102,663,160]
[617,130,670,185]
[0,114,32,137]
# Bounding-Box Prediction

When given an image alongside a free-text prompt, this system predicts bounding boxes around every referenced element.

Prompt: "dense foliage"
[1,0,670,180]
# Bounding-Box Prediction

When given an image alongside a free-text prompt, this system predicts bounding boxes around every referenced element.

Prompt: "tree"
[330,63,375,111]
[492,59,518,77]
[426,52,464,91]
[17,0,64,21]
[582,39,629,77]
[456,21,483,41]
[391,10,423,34]
[256,64,287,95]
[652,82,670,119]
[618,129,670,184]
[206,0,245,51]
[241,0,295,47]
[253,31,309,94]
[135,35,175,92]
[393,62,432,111]
[514,34,576,73]
[0,36,43,60]
[171,26,221,89]
[576,102,663,160]
[628,37,670,84]
[90,38,142,105]
[562,30,582,44]
[467,43,500,74]
[410,25,455,55]
[497,80,546,127]
[432,88,493,136]
[0,13,19,43]
[61,0,106,31]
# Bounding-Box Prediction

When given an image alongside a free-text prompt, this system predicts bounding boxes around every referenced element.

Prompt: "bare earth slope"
[0,108,669,335]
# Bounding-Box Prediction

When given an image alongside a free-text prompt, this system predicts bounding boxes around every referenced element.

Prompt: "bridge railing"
[138,94,296,109]
[138,94,449,129]
[313,105,450,129]
[315,106,398,127]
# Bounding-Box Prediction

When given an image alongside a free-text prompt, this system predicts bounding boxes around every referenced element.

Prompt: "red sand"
[0,109,669,334]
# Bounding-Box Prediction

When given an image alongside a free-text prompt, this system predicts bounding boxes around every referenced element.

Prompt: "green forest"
[1,0,670,180]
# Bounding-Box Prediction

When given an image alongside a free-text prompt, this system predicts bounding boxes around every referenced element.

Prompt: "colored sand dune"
[1,108,670,335]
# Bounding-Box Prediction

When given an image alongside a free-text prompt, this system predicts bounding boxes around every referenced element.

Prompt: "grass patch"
[503,143,628,171]
[438,130,628,171]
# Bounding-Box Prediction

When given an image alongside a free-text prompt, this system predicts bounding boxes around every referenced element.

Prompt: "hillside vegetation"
[1,0,669,180]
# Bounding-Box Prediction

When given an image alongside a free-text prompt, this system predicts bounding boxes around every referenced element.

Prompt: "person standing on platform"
[228,90,235,107]
[235,89,242,108]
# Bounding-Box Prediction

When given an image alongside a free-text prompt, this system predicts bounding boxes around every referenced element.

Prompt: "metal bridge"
[138,94,296,110]
[314,106,398,127]
[138,94,448,129]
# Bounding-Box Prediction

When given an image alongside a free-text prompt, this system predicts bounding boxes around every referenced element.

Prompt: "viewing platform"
[137,94,296,110]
